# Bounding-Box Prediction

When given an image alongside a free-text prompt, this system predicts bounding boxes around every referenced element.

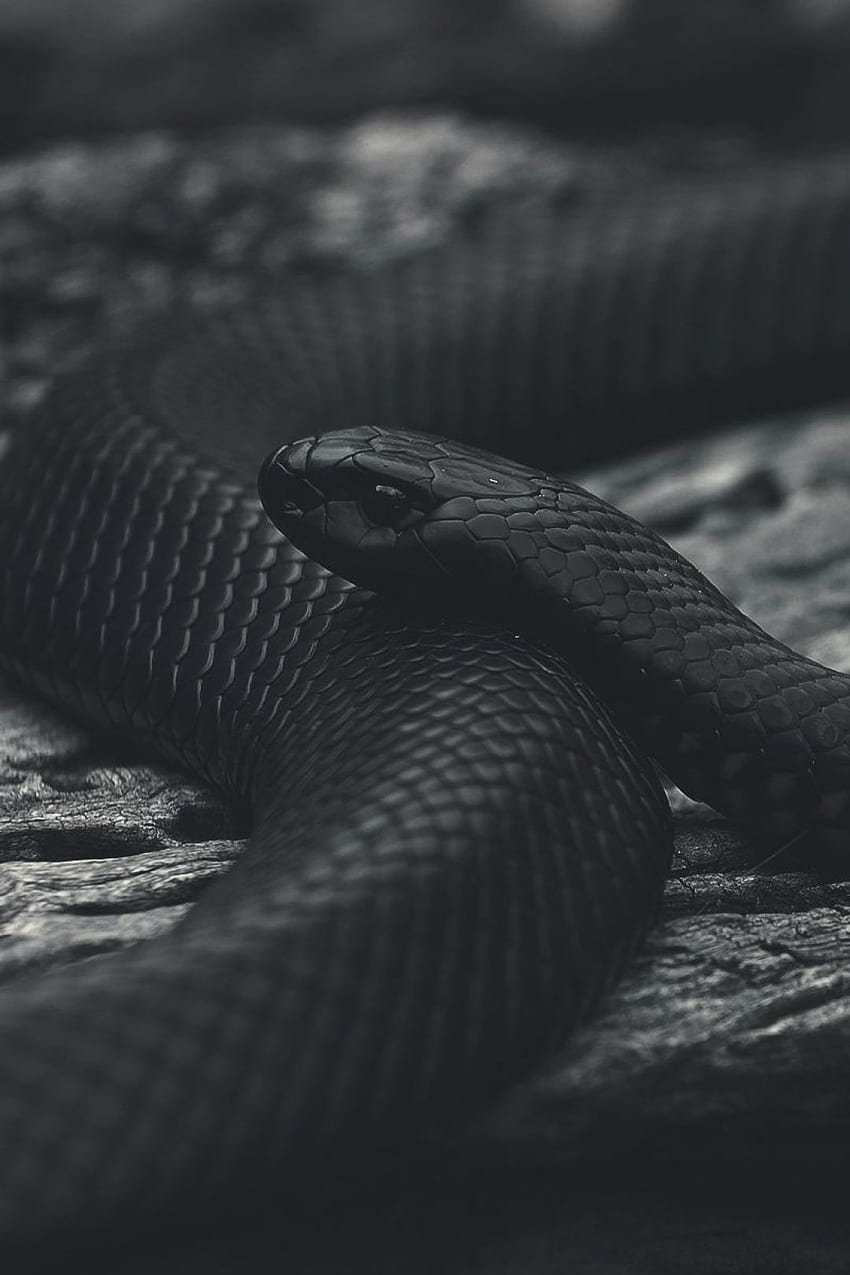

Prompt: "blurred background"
[2,0,850,152]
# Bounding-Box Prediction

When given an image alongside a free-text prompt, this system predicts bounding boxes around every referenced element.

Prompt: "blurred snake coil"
[1,155,850,1240]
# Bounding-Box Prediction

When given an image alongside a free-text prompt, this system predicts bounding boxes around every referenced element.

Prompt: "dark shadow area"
[16,1150,850,1275]
[0,1,849,152]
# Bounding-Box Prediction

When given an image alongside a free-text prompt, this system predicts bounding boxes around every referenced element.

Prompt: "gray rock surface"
[3,116,850,1271]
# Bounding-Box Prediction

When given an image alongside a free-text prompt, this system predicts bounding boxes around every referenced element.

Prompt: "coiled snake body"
[2,157,850,1241]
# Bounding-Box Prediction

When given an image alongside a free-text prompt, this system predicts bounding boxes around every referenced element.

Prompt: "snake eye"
[360,484,410,526]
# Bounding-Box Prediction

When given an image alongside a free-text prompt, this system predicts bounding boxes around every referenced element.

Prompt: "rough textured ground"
[3,116,850,1271]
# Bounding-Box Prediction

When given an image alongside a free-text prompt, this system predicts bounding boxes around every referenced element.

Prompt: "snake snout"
[259,447,324,527]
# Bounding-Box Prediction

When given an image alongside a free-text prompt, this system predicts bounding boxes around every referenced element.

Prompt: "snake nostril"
[258,453,323,522]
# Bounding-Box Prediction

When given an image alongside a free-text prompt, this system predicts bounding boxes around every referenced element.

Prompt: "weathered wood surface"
[3,118,850,1271]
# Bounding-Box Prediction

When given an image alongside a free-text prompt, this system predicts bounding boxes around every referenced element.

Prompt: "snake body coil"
[2,158,850,1241]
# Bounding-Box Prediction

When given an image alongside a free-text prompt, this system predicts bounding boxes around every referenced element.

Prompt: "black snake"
[2,155,850,1246]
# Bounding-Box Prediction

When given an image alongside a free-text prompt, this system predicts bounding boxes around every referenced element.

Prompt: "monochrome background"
[2,3,850,1272]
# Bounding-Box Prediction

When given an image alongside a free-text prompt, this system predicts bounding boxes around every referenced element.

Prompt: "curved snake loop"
[1,158,850,1241]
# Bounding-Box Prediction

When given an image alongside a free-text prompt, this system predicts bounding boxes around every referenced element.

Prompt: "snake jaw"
[258,447,324,524]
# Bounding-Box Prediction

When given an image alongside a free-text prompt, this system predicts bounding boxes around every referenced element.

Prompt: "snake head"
[259,426,551,594]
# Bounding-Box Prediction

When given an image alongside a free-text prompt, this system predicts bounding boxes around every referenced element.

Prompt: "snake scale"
[2,155,850,1245]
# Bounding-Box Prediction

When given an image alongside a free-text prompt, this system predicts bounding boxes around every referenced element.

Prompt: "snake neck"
[409,481,850,862]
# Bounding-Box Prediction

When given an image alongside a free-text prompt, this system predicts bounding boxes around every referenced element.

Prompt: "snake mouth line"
[258,450,324,521]
[411,525,454,581]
